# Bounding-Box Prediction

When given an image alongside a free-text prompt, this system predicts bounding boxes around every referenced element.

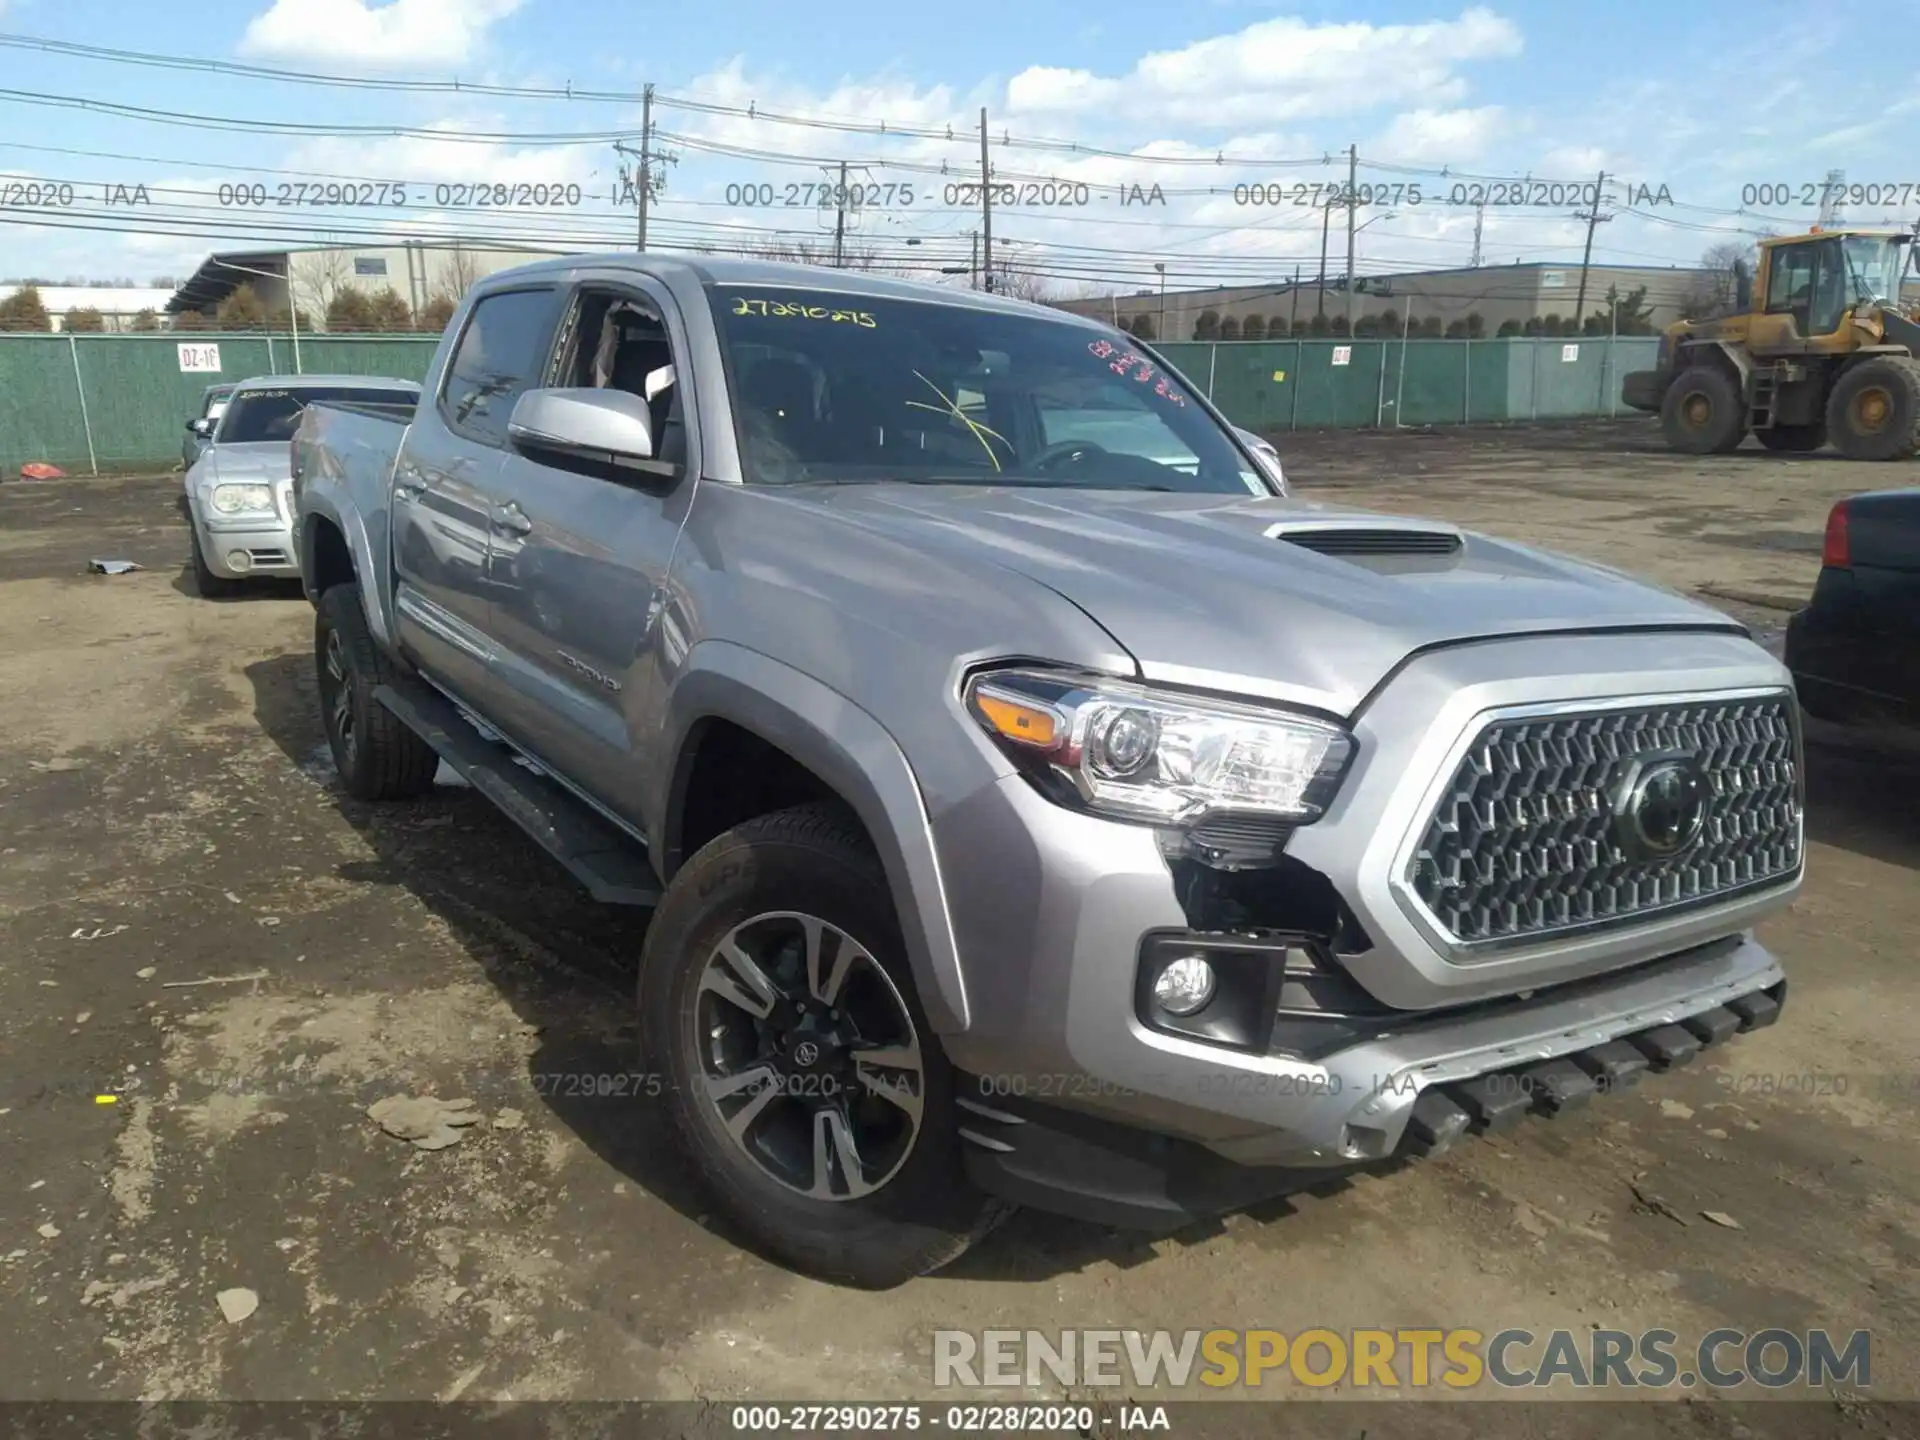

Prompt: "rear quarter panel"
[294,404,414,648]
[293,333,466,646]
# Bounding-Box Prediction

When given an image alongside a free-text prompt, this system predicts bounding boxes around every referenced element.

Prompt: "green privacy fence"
[0,331,442,475]
[1155,335,1662,432]
[1,331,1660,476]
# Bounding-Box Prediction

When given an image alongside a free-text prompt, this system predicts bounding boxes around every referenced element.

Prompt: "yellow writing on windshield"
[905,371,1009,472]
[731,297,876,327]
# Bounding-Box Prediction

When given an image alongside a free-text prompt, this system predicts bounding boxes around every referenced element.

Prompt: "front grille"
[1406,694,1801,948]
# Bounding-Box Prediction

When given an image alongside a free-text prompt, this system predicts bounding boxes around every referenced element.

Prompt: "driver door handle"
[490,499,533,536]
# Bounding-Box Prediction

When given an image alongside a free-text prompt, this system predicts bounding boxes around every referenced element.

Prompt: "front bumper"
[928,628,1800,1201]
[192,493,299,580]
[960,954,1785,1229]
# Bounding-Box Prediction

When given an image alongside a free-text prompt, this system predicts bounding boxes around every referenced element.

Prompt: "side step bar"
[372,678,663,907]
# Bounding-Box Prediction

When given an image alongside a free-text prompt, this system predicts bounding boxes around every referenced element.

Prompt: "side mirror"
[1733,260,1753,313]
[508,387,655,464]
[188,418,214,437]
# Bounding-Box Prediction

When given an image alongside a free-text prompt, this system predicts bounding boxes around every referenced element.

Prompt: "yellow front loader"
[1622,227,1920,460]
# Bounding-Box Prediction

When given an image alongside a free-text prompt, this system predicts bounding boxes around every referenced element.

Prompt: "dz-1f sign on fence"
[178,343,221,373]
[1562,344,1580,363]
[1331,346,1352,367]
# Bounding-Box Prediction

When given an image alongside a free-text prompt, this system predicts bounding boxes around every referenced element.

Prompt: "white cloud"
[1371,107,1506,164]
[238,0,523,68]
[1008,6,1522,128]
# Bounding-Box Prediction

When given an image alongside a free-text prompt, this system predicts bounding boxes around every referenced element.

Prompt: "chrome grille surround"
[1399,690,1803,954]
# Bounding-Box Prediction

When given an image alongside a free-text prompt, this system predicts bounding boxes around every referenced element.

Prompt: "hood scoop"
[1265,519,1465,558]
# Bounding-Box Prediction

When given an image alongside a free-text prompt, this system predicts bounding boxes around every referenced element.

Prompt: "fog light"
[226,549,251,572]
[1152,954,1216,1015]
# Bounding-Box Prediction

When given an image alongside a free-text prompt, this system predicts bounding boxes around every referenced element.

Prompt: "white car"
[184,375,421,597]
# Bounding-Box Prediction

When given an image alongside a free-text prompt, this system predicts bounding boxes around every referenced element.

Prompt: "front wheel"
[1660,365,1747,455]
[639,804,1005,1288]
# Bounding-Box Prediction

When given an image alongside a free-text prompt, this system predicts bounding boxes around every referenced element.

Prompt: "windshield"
[1841,237,1905,305]
[709,286,1263,494]
[215,386,418,444]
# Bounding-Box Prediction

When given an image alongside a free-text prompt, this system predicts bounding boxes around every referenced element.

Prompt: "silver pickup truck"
[293,256,1801,1288]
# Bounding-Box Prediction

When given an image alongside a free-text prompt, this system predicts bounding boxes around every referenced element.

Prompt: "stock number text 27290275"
[1742,181,1920,209]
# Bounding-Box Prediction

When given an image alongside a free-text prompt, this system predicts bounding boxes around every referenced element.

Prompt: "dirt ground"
[2,418,1917,1432]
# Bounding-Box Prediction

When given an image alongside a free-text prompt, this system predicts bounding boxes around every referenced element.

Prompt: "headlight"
[965,668,1353,826]
[210,483,274,515]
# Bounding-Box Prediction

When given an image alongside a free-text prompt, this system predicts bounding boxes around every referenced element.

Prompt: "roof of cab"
[470,252,1113,327]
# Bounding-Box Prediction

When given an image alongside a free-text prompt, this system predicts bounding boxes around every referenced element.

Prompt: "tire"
[1826,356,1920,461]
[639,803,1006,1288]
[1756,422,1826,453]
[314,584,439,802]
[1660,364,1747,455]
[189,525,243,599]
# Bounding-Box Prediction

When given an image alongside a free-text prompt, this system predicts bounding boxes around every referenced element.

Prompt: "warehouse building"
[166,243,553,330]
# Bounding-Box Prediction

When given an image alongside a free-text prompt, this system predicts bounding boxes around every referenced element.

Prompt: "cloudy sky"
[0,0,1914,297]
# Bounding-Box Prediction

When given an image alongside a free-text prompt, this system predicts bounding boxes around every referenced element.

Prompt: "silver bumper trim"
[1205,932,1783,1166]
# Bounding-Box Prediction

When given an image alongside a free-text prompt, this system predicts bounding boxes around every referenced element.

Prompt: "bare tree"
[1684,236,1773,319]
[292,249,355,330]
[986,262,1059,305]
[439,243,484,300]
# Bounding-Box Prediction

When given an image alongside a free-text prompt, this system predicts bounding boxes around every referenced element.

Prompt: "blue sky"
[0,0,1915,296]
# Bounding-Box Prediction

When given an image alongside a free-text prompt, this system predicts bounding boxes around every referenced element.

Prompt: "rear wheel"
[1660,365,1747,455]
[1826,357,1920,461]
[315,584,439,801]
[1756,422,1826,453]
[640,803,1005,1288]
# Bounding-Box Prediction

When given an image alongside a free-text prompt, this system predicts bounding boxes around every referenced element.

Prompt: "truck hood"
[776,486,1743,715]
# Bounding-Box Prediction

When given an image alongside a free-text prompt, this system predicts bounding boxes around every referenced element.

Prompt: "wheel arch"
[657,641,971,1033]
[297,488,397,650]
[1676,339,1751,388]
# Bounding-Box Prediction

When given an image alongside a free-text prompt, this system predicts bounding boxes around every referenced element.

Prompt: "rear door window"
[440,287,563,448]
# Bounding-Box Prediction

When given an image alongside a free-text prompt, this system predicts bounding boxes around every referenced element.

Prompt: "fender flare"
[1678,339,1753,389]
[298,490,395,651]
[657,641,971,1034]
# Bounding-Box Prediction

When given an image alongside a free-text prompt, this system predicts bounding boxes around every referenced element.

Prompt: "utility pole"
[978,108,994,293]
[1344,143,1358,333]
[637,84,654,249]
[832,159,848,268]
[1470,201,1485,268]
[1318,198,1335,318]
[1154,262,1166,338]
[1572,170,1611,325]
[1289,264,1300,333]
[970,231,980,290]
[612,84,661,250]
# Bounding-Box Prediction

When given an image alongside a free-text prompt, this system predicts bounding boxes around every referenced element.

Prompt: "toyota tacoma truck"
[292,256,1802,1289]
